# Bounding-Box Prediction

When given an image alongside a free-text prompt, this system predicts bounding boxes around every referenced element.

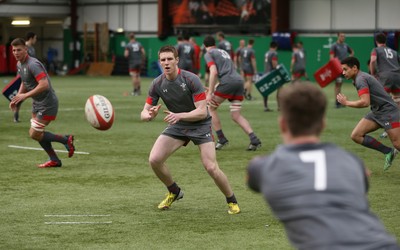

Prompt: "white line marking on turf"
[44,214,111,217]
[8,145,90,155]
[45,221,112,225]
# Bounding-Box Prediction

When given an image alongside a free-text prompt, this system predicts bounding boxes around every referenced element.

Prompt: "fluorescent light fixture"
[11,20,30,26]
[116,28,124,33]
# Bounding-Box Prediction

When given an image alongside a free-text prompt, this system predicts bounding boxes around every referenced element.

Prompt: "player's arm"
[124,47,129,58]
[11,76,49,106]
[208,64,218,97]
[329,46,335,59]
[348,46,354,57]
[290,55,295,73]
[369,52,377,76]
[251,55,257,73]
[141,47,146,60]
[337,90,370,108]
[141,103,161,122]
[163,98,208,124]
[271,57,278,70]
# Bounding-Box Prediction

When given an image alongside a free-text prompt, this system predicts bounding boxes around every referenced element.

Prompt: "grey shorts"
[162,124,214,146]
[379,72,400,92]
[214,80,244,101]
[32,100,58,120]
[365,110,400,130]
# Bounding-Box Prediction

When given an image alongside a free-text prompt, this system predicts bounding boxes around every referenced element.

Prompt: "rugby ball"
[85,95,115,130]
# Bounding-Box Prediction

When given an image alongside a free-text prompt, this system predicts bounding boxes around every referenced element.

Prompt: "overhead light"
[11,20,30,26]
[116,28,124,33]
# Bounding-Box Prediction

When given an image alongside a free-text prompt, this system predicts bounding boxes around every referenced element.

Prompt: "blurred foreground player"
[337,57,400,171]
[140,45,240,214]
[247,83,400,250]
[10,38,75,168]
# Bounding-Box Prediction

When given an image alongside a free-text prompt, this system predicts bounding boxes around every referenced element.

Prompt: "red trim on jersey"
[358,88,369,96]
[214,91,244,101]
[391,88,400,93]
[293,72,305,78]
[146,97,153,105]
[271,57,277,61]
[371,50,377,56]
[194,92,206,102]
[35,72,47,82]
[244,73,254,77]
[42,115,56,121]
[207,61,215,68]
[392,122,400,128]
[329,51,334,55]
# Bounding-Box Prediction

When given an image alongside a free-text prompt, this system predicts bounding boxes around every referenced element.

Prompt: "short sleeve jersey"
[371,46,400,75]
[247,143,399,250]
[292,50,306,72]
[146,69,211,128]
[204,48,243,85]
[17,55,58,107]
[240,47,255,73]
[176,42,195,71]
[330,43,352,60]
[354,71,397,115]
[125,41,144,65]
[264,50,278,73]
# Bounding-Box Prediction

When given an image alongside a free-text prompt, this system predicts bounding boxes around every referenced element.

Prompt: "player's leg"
[29,117,63,168]
[229,100,261,151]
[208,94,229,150]
[198,141,240,214]
[244,75,253,100]
[133,65,141,95]
[129,69,140,96]
[149,134,185,209]
[13,102,22,123]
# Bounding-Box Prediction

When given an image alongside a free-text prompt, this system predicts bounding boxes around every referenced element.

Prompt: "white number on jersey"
[184,45,191,54]
[219,49,231,60]
[384,48,394,59]
[131,44,140,52]
[299,150,327,191]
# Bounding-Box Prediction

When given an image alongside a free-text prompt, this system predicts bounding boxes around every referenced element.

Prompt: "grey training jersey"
[248,143,399,250]
[27,45,36,58]
[204,48,243,85]
[147,69,211,128]
[371,46,400,75]
[240,47,256,74]
[17,55,58,109]
[330,42,352,60]
[264,50,278,73]
[292,50,306,73]
[354,71,398,115]
[125,41,144,65]
[176,42,194,72]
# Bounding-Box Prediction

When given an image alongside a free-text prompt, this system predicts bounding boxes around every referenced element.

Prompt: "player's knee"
[350,132,361,143]
[205,164,219,178]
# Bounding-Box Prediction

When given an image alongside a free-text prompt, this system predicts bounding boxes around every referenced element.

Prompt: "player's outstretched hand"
[336,93,347,105]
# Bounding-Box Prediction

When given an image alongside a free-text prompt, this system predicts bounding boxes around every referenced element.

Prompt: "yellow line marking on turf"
[8,145,90,155]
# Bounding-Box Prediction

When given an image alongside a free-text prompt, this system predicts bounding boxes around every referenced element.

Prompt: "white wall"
[290,0,400,32]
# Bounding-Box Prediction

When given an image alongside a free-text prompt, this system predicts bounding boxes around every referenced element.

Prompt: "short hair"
[26,32,36,40]
[11,38,26,46]
[270,41,278,48]
[278,83,327,137]
[177,34,184,41]
[216,31,224,39]
[129,32,135,39]
[183,33,190,41]
[341,56,360,69]
[375,33,387,44]
[203,35,216,47]
[158,45,178,58]
[248,39,254,45]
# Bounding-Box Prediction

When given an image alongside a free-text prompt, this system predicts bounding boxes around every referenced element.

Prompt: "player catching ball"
[140,45,240,214]
[337,56,400,171]
[10,38,75,168]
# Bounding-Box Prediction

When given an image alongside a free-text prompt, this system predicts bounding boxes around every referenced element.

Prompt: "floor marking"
[45,221,112,225]
[8,145,90,155]
[44,214,111,217]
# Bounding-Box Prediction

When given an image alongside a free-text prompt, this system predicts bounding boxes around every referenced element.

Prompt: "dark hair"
[203,35,216,47]
[129,32,135,39]
[177,34,184,41]
[248,39,254,45]
[375,33,387,44]
[341,56,360,69]
[279,83,327,136]
[270,41,278,48]
[11,38,26,46]
[26,32,36,40]
[183,33,190,41]
[158,45,178,58]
